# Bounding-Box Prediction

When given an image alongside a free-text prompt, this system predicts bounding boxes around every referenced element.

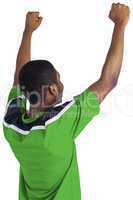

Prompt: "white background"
[1,0,133,199]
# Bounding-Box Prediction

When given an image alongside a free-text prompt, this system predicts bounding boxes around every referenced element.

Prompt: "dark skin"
[13,4,130,116]
[28,71,64,115]
[88,3,130,102]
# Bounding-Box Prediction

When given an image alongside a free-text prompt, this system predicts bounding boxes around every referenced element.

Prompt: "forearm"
[100,24,125,85]
[16,29,32,70]
[14,29,32,85]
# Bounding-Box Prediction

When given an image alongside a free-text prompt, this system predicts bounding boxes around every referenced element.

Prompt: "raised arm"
[88,3,130,103]
[13,12,43,86]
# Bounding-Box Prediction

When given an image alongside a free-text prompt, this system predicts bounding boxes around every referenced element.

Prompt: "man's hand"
[25,12,43,33]
[109,3,130,27]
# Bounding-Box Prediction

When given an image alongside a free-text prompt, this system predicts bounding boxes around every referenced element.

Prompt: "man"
[3,3,130,200]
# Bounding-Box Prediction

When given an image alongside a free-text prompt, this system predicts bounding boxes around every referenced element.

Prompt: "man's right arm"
[88,3,130,103]
[13,12,43,86]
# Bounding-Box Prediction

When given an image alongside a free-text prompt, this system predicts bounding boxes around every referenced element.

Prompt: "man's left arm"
[88,3,130,103]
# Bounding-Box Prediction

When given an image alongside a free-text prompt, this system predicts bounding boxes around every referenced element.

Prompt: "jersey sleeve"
[7,85,23,103]
[58,88,100,140]
[4,85,26,122]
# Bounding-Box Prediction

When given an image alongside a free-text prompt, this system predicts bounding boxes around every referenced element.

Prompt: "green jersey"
[3,85,100,200]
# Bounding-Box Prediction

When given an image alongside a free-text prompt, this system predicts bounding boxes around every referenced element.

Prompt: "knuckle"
[112,3,116,8]
[35,11,39,15]
[27,12,31,15]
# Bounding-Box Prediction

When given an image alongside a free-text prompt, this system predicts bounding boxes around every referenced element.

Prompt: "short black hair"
[19,60,57,104]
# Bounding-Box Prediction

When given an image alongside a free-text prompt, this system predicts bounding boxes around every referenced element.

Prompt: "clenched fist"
[109,3,130,27]
[25,12,43,33]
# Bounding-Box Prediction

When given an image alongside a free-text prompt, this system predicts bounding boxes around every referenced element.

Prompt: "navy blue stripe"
[4,97,72,131]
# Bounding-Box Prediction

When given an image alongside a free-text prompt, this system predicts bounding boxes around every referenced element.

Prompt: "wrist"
[24,28,33,35]
[114,22,127,30]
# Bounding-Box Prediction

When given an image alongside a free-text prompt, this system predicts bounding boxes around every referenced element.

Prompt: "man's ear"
[49,84,58,96]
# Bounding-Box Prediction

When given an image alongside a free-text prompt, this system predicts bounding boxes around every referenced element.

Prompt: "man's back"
[3,86,100,199]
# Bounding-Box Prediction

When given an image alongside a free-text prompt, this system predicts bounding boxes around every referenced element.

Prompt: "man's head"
[19,60,64,109]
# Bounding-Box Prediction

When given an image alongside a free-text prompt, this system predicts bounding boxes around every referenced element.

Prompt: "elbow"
[100,77,118,92]
[109,78,118,90]
[100,76,118,90]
